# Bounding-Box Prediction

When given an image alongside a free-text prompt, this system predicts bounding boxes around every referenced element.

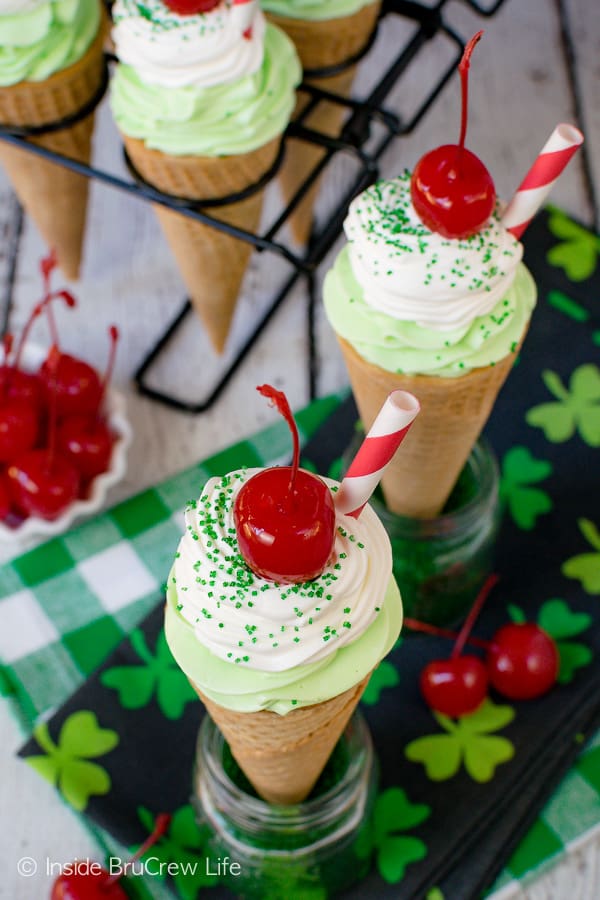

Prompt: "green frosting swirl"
[0,1,100,86]
[165,574,402,715]
[111,24,301,156]
[261,0,377,21]
[324,247,537,376]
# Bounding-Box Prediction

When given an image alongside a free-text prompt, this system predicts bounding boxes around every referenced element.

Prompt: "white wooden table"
[1,1,598,897]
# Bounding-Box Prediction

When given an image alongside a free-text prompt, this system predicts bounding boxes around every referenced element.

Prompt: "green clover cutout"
[362,660,400,706]
[26,711,118,811]
[101,629,196,720]
[546,207,600,282]
[134,805,218,900]
[526,365,600,446]
[356,787,430,884]
[562,519,600,594]
[500,446,553,530]
[405,699,515,783]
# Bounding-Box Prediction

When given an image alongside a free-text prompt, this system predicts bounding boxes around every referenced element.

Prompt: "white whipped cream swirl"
[112,0,265,89]
[172,469,392,673]
[345,172,523,332]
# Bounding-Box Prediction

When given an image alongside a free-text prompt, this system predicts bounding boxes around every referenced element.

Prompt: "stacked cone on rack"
[0,9,106,280]
[265,1,381,245]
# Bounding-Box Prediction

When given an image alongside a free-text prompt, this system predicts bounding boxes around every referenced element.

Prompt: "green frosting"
[0,1,100,86]
[324,248,537,376]
[261,0,377,21]
[110,24,301,156]
[165,575,402,716]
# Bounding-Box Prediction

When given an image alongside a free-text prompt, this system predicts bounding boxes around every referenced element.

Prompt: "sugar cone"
[123,135,280,354]
[266,2,381,245]
[192,674,370,805]
[338,336,524,519]
[0,12,106,280]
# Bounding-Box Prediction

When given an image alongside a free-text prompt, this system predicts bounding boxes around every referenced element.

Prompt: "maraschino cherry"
[411,31,496,239]
[163,0,221,14]
[0,335,39,463]
[487,622,558,700]
[419,575,498,718]
[51,813,171,900]
[234,385,336,584]
[58,326,119,482]
[0,473,10,521]
[8,346,80,520]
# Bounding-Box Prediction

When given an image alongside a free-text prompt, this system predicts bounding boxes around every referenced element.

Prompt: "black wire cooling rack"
[0,0,507,413]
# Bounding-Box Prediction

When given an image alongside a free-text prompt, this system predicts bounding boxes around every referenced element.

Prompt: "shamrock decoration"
[500,446,553,530]
[101,629,196,719]
[362,660,400,706]
[526,365,600,446]
[134,805,218,900]
[546,207,600,281]
[509,599,592,683]
[405,699,515,783]
[26,710,118,811]
[355,787,431,884]
[562,519,600,595]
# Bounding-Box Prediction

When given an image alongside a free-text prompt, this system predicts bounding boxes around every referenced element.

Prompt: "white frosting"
[112,0,265,89]
[344,173,523,332]
[172,469,392,672]
[0,0,45,12]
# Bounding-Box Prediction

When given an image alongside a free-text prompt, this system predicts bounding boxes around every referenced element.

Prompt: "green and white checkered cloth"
[1,391,600,898]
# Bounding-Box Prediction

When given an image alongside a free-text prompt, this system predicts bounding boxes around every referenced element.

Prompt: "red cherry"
[0,366,43,408]
[51,870,127,900]
[487,623,559,700]
[0,473,11,521]
[162,0,221,14]
[0,399,39,462]
[234,385,336,584]
[410,32,496,238]
[420,656,489,718]
[39,353,102,418]
[7,449,80,520]
[57,416,114,480]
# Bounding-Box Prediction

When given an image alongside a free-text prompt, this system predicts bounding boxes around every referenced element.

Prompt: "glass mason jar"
[192,710,378,899]
[350,437,501,627]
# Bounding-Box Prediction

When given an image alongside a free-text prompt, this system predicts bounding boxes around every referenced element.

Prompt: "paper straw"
[501,123,584,239]
[335,391,420,518]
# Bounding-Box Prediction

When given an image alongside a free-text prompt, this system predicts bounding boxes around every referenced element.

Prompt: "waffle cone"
[338,336,524,519]
[192,674,370,805]
[267,2,380,245]
[0,12,106,279]
[123,135,280,354]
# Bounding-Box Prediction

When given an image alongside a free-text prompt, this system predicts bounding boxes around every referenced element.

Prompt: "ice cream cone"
[0,14,106,280]
[338,335,523,519]
[266,2,380,245]
[123,135,280,355]
[192,673,370,805]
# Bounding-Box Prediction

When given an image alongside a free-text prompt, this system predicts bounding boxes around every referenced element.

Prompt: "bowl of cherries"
[0,253,132,541]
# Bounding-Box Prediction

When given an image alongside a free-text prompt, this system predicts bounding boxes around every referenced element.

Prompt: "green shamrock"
[546,207,600,281]
[500,446,553,530]
[562,519,600,594]
[510,599,592,683]
[356,787,430,884]
[26,711,118,811]
[405,699,515,783]
[362,660,400,706]
[101,629,196,720]
[134,805,218,900]
[526,365,600,446]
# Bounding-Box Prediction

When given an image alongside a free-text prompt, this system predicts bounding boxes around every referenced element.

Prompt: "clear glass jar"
[192,711,377,899]
[358,438,501,627]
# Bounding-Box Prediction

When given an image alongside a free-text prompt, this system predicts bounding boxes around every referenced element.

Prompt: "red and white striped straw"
[501,123,584,239]
[335,391,420,519]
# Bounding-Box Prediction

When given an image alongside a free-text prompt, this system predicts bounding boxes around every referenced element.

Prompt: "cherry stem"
[46,345,61,472]
[457,30,483,165]
[104,813,171,889]
[451,572,499,660]
[403,617,491,650]
[12,290,75,374]
[257,384,300,496]
[97,325,119,419]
